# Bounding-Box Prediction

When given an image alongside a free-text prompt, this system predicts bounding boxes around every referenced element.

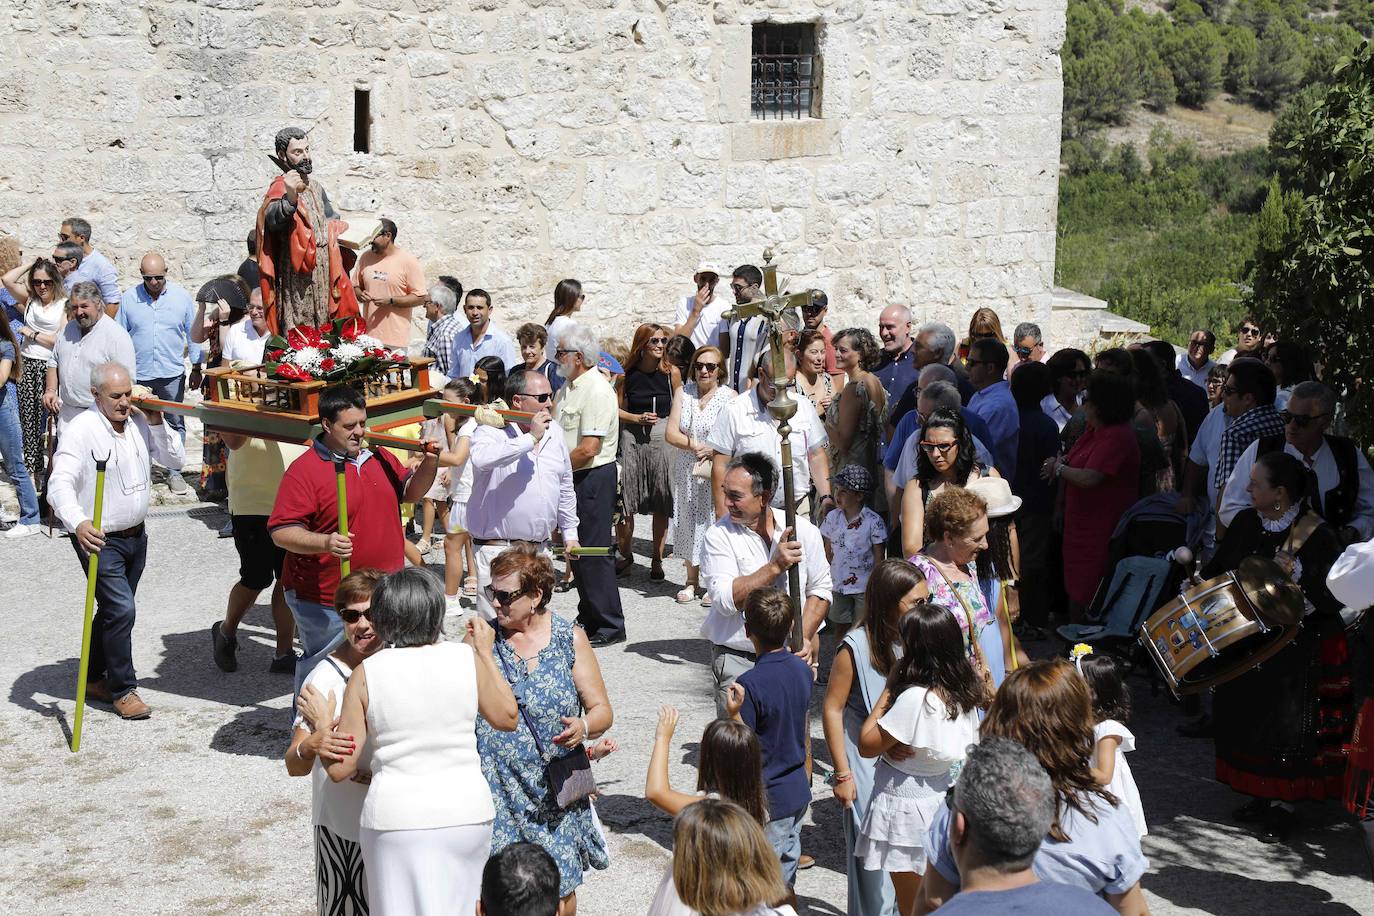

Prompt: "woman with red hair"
[617,323,680,579]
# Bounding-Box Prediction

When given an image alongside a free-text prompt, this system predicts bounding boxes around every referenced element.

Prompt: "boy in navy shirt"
[725,587,814,887]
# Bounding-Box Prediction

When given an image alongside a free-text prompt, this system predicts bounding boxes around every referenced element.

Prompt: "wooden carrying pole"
[71,453,110,753]
[334,458,351,578]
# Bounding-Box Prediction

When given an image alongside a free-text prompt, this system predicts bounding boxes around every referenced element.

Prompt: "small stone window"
[353,90,371,153]
[751,23,820,120]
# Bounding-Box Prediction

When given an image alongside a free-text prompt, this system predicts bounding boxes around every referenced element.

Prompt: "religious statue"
[255,126,359,334]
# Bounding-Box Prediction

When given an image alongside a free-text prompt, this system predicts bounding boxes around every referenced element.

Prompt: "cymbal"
[1235,556,1305,627]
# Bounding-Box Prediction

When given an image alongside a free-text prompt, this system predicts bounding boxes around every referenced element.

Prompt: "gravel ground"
[3,431,1373,913]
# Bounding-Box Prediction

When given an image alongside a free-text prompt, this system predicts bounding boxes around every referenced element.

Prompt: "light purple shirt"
[465,422,578,543]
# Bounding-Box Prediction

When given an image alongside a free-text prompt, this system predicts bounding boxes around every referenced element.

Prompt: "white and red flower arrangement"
[261,318,408,383]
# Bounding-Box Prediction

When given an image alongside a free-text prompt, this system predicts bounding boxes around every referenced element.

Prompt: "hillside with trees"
[1055,0,1371,345]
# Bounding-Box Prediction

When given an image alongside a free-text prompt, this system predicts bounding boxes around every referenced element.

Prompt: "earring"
[1273,502,1282,511]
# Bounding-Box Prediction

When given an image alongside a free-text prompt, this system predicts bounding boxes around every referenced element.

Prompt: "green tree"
[1251,20,1307,108]
[1164,21,1228,105]
[1221,24,1258,93]
[1250,43,1374,442]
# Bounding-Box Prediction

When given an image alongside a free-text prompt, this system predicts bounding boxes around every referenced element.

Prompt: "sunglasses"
[920,440,957,454]
[1013,345,1033,357]
[142,274,165,282]
[1221,385,1238,396]
[59,233,72,242]
[973,331,998,340]
[338,607,372,624]
[802,305,825,313]
[521,391,553,403]
[1280,410,1328,428]
[730,282,747,292]
[485,586,529,607]
[648,336,668,344]
[695,362,719,372]
[1240,326,1261,336]
[554,348,576,357]
[1065,369,1089,379]
[32,279,54,287]
[965,359,990,368]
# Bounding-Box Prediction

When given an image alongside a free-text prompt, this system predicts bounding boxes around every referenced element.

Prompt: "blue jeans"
[70,530,147,699]
[0,383,39,524]
[141,374,186,446]
[285,590,344,701]
[765,807,807,887]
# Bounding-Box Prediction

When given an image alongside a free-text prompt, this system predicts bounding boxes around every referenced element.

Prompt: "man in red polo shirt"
[269,384,438,695]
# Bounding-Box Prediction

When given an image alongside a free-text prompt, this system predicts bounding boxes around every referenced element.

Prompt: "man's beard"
[293,158,313,176]
[555,361,573,380]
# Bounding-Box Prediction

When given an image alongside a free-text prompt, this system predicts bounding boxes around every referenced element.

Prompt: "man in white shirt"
[673,262,729,348]
[44,281,138,434]
[1218,382,1374,543]
[465,369,579,620]
[1176,329,1216,389]
[709,349,832,517]
[49,362,185,721]
[701,452,831,716]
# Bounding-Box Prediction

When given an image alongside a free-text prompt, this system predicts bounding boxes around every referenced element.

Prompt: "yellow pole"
[334,458,350,578]
[71,454,109,753]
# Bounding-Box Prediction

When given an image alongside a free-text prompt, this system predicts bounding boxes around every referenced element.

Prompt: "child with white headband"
[1072,644,1146,837]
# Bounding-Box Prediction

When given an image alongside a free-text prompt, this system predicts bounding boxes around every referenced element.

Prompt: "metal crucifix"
[723,248,824,652]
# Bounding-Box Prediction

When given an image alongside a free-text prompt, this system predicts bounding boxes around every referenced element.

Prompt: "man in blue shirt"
[726,587,813,889]
[874,304,918,411]
[450,288,519,378]
[59,217,120,313]
[966,338,1019,479]
[116,252,201,494]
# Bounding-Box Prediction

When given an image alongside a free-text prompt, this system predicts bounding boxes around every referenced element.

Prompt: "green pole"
[71,455,109,753]
[334,458,350,578]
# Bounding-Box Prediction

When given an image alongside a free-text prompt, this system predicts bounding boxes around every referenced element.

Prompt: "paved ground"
[3,453,1373,913]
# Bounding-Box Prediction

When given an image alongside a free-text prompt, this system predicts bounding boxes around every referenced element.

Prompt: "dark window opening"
[751,23,820,120]
[353,90,371,153]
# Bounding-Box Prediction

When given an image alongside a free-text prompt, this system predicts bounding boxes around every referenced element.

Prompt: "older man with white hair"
[554,320,626,645]
[420,276,467,382]
[48,362,184,721]
[44,280,137,434]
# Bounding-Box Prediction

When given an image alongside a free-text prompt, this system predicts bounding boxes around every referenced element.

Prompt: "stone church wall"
[0,0,1066,340]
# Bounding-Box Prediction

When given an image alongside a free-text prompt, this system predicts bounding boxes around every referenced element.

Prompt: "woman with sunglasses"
[1220,315,1265,364]
[287,570,386,915]
[666,344,736,604]
[899,408,998,558]
[1262,340,1315,411]
[544,279,584,363]
[956,307,1006,363]
[617,324,680,579]
[1042,348,1089,433]
[477,546,613,914]
[2,256,67,482]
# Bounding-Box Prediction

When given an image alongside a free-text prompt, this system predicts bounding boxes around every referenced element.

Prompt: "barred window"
[751,23,820,120]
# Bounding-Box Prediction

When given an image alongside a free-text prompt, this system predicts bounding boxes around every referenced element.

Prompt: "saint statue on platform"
[255,126,359,333]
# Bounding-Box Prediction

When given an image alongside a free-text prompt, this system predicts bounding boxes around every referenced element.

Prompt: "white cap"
[694,261,723,278]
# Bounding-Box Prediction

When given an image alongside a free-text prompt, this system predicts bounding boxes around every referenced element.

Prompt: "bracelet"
[295,742,309,763]
[581,717,591,741]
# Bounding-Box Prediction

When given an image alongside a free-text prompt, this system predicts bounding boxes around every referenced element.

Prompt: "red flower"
[286,325,324,349]
[320,320,334,335]
[339,317,365,341]
[267,348,285,361]
[319,358,337,372]
[275,363,312,381]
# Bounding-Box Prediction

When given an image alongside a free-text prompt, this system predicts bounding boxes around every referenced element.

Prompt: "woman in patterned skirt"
[2,256,68,482]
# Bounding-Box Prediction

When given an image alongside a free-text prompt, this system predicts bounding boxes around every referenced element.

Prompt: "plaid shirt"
[1213,404,1286,491]
[422,312,468,378]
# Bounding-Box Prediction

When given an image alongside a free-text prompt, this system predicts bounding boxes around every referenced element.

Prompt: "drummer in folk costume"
[1202,450,1353,842]
[256,126,359,334]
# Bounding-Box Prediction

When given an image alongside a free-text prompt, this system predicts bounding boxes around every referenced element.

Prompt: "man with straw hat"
[48,362,184,720]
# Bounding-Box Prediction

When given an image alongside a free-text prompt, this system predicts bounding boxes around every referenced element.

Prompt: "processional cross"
[722,249,824,652]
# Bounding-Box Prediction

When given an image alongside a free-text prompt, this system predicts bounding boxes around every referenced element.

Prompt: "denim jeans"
[285,589,344,702]
[765,807,807,887]
[141,374,187,446]
[0,383,40,525]
[70,530,147,699]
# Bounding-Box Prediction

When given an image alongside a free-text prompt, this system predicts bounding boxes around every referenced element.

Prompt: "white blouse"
[22,297,66,361]
[877,686,980,777]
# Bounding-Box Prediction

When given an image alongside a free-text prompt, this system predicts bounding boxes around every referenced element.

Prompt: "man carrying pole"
[269,385,438,698]
[49,362,184,722]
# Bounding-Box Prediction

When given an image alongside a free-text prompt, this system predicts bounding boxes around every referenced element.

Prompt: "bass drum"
[1141,557,1304,697]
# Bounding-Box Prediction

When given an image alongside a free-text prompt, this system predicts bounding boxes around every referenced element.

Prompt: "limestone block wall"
[0,0,1067,342]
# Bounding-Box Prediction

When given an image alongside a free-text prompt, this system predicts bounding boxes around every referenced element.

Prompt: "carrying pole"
[71,453,110,753]
[334,458,351,578]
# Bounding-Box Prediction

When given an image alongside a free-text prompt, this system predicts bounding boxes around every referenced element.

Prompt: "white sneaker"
[417,537,432,555]
[167,473,190,495]
[445,593,463,619]
[4,523,40,539]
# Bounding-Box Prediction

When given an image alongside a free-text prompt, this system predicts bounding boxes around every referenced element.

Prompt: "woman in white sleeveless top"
[327,568,518,914]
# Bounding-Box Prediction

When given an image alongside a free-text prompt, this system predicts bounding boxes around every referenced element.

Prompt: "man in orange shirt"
[353,218,427,349]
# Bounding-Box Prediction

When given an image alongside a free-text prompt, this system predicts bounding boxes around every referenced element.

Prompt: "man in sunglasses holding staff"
[1219,380,1374,547]
[465,368,579,621]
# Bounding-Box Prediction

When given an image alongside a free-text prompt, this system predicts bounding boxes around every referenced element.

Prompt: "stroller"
[1056,493,1208,667]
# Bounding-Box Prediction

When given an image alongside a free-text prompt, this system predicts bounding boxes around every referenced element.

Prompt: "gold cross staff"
[722,248,823,653]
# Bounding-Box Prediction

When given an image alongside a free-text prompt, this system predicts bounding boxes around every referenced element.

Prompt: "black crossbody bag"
[495,641,597,808]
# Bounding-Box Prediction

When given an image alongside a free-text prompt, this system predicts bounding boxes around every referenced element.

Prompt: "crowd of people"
[6,191,1374,916]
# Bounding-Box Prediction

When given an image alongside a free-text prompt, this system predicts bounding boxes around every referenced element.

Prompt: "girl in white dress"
[1076,646,1147,837]
[857,601,984,916]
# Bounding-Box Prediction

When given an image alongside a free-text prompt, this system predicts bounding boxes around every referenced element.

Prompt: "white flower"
[287,346,323,370]
[354,333,384,350]
[331,342,365,365]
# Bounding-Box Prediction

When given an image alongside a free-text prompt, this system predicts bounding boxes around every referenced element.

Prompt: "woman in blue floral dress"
[476,547,613,907]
